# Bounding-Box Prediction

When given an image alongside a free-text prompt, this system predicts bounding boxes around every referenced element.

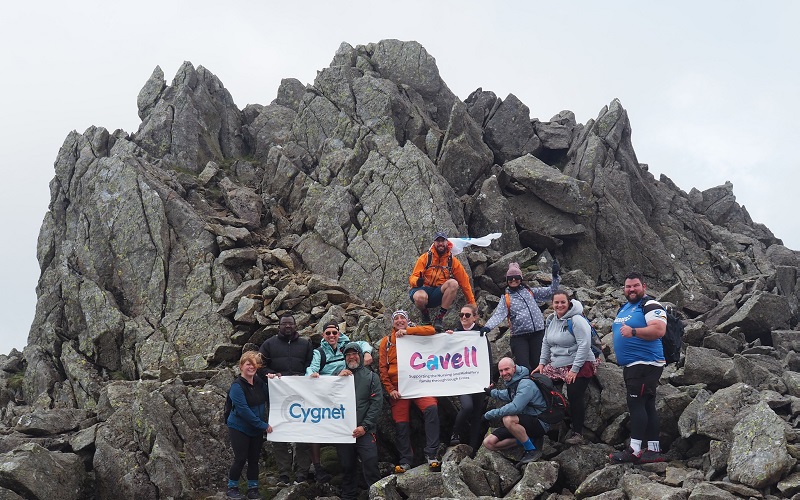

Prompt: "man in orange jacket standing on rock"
[409,231,476,332]
[379,310,442,473]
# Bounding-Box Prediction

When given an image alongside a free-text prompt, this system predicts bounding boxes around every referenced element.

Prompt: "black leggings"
[624,364,662,442]
[566,376,589,434]
[453,393,487,451]
[228,427,263,481]
[510,330,544,371]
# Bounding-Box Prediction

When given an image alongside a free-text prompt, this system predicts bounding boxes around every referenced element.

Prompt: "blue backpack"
[566,316,604,359]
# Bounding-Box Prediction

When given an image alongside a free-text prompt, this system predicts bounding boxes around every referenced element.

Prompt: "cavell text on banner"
[396,331,491,398]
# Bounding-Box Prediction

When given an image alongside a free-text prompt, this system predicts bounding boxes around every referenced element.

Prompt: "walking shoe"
[276,475,290,487]
[394,463,411,474]
[519,448,542,464]
[609,447,641,463]
[293,474,307,485]
[433,316,444,332]
[450,432,461,445]
[637,449,666,463]
[564,431,586,445]
[226,487,244,499]
[313,463,332,483]
[427,458,441,472]
[420,308,431,324]
[245,488,263,500]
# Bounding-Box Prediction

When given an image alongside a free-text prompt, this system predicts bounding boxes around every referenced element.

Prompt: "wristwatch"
[631,328,637,337]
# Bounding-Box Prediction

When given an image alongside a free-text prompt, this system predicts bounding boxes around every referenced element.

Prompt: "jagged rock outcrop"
[2,38,799,499]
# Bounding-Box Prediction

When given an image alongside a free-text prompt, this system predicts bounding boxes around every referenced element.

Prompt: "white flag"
[395,331,492,398]
[267,375,357,443]
[448,233,502,255]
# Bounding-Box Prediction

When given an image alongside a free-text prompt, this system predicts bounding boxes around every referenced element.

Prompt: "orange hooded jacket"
[378,324,436,394]
[408,242,476,304]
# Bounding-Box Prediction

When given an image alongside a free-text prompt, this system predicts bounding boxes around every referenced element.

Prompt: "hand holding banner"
[267,375,357,443]
[395,331,491,398]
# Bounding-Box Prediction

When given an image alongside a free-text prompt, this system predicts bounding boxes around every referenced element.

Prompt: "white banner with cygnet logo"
[267,375,357,443]
[396,331,491,398]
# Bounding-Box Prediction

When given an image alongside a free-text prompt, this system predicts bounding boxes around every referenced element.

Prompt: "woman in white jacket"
[533,290,598,445]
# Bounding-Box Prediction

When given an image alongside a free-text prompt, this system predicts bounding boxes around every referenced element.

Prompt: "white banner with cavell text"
[267,375,356,443]
[396,331,491,398]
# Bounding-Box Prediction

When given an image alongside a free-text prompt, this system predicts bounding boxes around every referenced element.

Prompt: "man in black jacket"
[336,343,382,500]
[258,314,313,485]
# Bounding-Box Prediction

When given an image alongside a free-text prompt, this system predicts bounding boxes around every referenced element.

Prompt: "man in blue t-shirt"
[609,272,667,464]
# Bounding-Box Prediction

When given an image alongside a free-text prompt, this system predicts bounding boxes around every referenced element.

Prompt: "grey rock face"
[473,447,522,495]
[508,459,558,497]
[620,473,689,499]
[217,278,263,316]
[137,66,166,120]
[368,39,458,129]
[553,443,616,491]
[718,291,792,340]
[534,113,574,151]
[727,402,795,488]
[13,408,92,436]
[500,154,593,216]
[0,443,86,500]
[694,383,761,441]
[242,102,297,161]
[677,389,712,438]
[92,379,228,498]
[574,464,627,498]
[468,175,521,255]
[674,346,734,389]
[339,143,466,307]
[437,100,493,196]
[219,177,263,228]
[483,93,541,164]
[778,471,800,497]
[135,61,246,171]
[27,127,232,404]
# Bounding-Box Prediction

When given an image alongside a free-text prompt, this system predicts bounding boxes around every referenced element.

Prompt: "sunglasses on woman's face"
[459,313,472,318]
[507,275,522,282]
[323,330,339,336]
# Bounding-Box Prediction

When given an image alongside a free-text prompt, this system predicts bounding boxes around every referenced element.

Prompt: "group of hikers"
[224,231,671,499]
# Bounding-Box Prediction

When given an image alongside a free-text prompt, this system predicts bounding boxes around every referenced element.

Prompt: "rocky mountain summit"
[1,39,799,499]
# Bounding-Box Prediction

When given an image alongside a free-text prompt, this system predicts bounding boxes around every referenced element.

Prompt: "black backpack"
[662,308,684,364]
[529,373,568,424]
[316,344,348,373]
[223,376,248,424]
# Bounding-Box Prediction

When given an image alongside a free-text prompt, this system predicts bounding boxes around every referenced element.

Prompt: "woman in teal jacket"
[306,321,373,376]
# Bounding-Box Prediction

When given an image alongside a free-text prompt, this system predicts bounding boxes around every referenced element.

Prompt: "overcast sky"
[1,1,797,355]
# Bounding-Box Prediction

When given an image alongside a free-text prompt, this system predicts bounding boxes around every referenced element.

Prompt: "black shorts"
[623,364,663,398]
[490,413,545,441]
[409,286,444,308]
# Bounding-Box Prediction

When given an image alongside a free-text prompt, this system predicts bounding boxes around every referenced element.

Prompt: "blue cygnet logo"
[288,403,346,423]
